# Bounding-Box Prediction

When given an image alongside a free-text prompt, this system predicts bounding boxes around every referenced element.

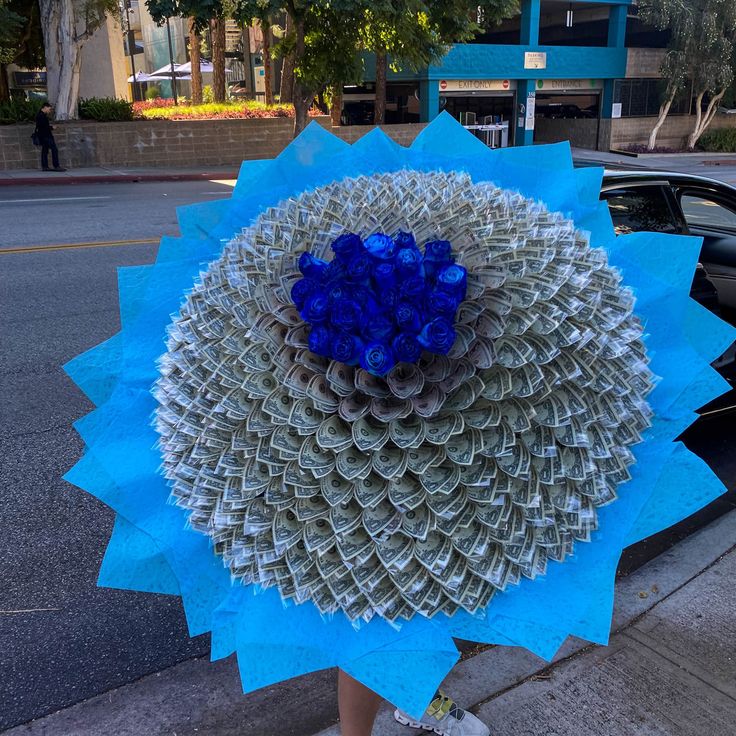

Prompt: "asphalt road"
[0,180,233,730]
[1,176,735,731]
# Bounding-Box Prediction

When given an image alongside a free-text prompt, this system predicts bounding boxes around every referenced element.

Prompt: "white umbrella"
[127,70,158,83]
[149,63,193,80]
[175,60,232,74]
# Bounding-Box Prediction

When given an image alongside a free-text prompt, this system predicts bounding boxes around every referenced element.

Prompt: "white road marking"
[0,195,111,204]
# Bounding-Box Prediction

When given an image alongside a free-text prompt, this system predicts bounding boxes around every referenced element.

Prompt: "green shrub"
[202,85,214,103]
[0,97,43,125]
[699,127,736,152]
[145,84,162,100]
[78,97,134,122]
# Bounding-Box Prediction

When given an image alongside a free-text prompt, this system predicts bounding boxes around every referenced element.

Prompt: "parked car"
[599,170,736,411]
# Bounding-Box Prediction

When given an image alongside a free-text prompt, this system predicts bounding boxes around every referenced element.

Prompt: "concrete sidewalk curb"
[6,510,736,736]
[314,509,736,736]
[0,171,240,187]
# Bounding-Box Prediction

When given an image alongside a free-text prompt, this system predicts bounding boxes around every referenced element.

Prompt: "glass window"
[680,194,736,231]
[603,186,680,235]
[613,79,689,117]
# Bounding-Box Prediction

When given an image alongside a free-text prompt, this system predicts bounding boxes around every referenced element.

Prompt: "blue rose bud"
[427,289,460,318]
[346,253,373,283]
[360,342,395,376]
[364,232,396,260]
[437,263,467,298]
[417,317,456,354]
[331,330,363,365]
[308,325,331,355]
[302,292,330,324]
[298,251,328,280]
[373,261,396,291]
[395,246,422,276]
[330,297,361,332]
[392,332,422,364]
[394,231,416,250]
[395,302,423,334]
[290,277,318,311]
[331,232,363,260]
[362,313,395,342]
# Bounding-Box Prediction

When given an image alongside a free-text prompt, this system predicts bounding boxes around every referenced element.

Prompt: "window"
[613,79,689,118]
[603,186,680,235]
[680,194,736,232]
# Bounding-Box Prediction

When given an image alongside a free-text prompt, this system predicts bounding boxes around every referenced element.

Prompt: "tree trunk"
[39,0,84,120]
[291,13,312,137]
[279,13,294,104]
[374,50,387,125]
[0,64,9,102]
[211,17,226,103]
[330,84,343,126]
[647,87,676,151]
[687,88,726,150]
[189,18,202,105]
[261,18,273,105]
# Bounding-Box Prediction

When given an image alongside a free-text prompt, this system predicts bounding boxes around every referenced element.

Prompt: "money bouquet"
[65,114,735,716]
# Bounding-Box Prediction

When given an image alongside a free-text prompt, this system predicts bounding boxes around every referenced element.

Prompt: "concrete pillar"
[515,78,536,146]
[607,4,628,48]
[520,0,541,45]
[420,79,439,122]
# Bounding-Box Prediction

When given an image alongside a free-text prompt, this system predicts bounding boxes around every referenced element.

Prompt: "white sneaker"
[394,692,490,736]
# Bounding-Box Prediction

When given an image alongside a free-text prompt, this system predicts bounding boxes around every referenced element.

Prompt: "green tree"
[38,0,119,119]
[362,1,518,125]
[640,0,736,150]
[0,0,45,102]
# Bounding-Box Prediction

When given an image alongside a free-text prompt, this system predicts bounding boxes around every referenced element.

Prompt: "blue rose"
[424,240,452,263]
[331,232,363,260]
[327,283,348,304]
[323,259,346,283]
[403,275,426,301]
[394,231,416,250]
[364,233,396,260]
[417,317,456,354]
[345,253,373,283]
[373,262,396,291]
[395,247,422,276]
[331,330,363,365]
[427,289,460,319]
[362,313,395,342]
[301,292,330,323]
[437,263,467,298]
[330,297,361,332]
[298,251,328,280]
[308,325,331,355]
[360,342,395,376]
[395,302,423,334]
[378,286,400,310]
[392,332,422,363]
[290,277,318,311]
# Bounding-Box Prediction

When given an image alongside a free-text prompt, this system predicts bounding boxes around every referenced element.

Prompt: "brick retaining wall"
[0,117,427,171]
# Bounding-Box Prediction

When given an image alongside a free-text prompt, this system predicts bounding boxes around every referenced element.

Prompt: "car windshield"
[680,194,736,232]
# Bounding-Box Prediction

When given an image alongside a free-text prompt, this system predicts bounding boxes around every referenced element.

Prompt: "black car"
[599,170,736,408]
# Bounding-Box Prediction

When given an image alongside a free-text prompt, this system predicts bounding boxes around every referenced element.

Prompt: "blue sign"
[14,71,47,87]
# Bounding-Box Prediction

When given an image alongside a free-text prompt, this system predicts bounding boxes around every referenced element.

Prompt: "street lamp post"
[123,0,138,101]
[166,17,179,105]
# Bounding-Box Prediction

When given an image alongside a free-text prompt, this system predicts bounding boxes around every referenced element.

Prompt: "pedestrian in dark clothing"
[35,102,66,172]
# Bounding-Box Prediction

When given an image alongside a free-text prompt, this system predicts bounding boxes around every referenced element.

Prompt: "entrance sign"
[524,51,547,69]
[536,79,602,92]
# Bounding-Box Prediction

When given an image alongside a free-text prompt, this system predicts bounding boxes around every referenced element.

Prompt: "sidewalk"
[6,510,735,736]
[0,165,240,186]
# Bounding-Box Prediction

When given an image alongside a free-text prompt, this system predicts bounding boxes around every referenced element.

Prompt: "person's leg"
[41,140,49,170]
[337,669,382,736]
[50,138,60,169]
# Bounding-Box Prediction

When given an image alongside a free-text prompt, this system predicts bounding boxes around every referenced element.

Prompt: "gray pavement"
[5,509,735,736]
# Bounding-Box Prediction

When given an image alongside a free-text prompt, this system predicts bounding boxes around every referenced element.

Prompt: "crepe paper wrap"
[64,114,736,719]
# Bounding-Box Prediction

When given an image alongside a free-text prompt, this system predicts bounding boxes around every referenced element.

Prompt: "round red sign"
[502,79,509,89]
[439,80,447,90]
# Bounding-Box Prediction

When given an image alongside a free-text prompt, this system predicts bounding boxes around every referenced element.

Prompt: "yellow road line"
[0,238,159,255]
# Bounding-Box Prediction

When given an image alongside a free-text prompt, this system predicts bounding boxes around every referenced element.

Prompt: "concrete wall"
[611,114,736,149]
[625,48,666,79]
[0,118,427,171]
[78,15,130,101]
